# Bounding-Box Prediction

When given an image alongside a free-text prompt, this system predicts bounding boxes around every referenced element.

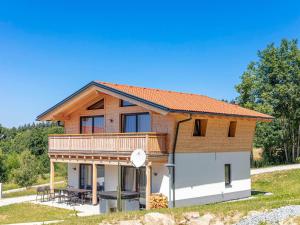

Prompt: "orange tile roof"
[97,81,273,120]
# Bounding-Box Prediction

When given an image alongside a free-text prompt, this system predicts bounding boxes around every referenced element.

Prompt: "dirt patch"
[0,214,8,220]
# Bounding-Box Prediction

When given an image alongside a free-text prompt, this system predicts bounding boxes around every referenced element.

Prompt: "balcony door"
[122,113,150,133]
[80,116,104,134]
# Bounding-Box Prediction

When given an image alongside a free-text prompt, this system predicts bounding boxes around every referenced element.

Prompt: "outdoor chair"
[36,186,47,202]
[65,192,80,205]
[52,189,65,203]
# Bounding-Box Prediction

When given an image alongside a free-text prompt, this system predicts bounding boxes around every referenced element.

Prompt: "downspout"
[171,114,192,208]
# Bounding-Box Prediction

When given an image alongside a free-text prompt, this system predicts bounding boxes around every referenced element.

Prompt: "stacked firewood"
[149,193,168,209]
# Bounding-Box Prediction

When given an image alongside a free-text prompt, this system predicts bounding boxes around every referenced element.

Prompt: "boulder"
[119,220,142,225]
[183,212,200,221]
[144,212,175,225]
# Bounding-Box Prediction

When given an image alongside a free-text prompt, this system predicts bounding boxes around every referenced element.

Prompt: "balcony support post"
[146,162,152,210]
[50,159,55,194]
[92,163,98,205]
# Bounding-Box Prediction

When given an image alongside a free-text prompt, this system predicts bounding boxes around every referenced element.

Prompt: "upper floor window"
[193,119,208,137]
[120,100,136,107]
[87,99,104,110]
[228,121,237,137]
[80,116,104,134]
[121,113,150,133]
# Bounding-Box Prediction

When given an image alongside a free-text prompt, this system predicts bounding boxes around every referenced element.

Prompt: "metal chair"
[36,186,46,202]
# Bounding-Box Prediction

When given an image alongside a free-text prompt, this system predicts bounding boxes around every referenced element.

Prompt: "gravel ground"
[236,205,300,225]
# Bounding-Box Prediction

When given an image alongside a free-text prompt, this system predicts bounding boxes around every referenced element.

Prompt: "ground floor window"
[225,164,231,186]
[79,164,105,190]
[121,166,146,196]
[80,164,92,189]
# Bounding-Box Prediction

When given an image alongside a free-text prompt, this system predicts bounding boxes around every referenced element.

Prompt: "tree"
[11,150,39,187]
[236,39,300,164]
[0,149,7,182]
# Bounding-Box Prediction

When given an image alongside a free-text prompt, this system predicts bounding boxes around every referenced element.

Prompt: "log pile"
[149,193,168,209]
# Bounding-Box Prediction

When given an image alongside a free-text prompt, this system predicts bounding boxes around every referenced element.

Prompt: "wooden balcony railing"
[48,132,167,154]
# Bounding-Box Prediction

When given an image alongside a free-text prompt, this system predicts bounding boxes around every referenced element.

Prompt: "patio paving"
[33,199,100,216]
[0,195,36,207]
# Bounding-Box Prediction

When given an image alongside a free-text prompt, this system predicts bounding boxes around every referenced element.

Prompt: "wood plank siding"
[50,92,257,155]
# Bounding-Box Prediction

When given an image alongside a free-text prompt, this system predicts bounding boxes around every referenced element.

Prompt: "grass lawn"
[3,181,67,198]
[3,174,66,191]
[0,203,74,225]
[2,169,300,224]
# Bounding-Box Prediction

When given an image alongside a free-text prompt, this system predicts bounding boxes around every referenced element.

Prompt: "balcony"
[48,132,168,156]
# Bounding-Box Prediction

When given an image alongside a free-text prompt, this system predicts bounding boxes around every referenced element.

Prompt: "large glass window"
[97,165,105,192]
[80,164,92,189]
[122,113,150,133]
[80,116,104,134]
[121,166,136,192]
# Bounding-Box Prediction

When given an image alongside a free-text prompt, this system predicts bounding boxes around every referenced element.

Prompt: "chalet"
[37,81,272,211]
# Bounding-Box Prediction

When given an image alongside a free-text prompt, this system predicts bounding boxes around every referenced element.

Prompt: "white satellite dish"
[130,149,146,168]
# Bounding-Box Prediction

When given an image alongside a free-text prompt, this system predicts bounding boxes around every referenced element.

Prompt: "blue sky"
[0,1,300,127]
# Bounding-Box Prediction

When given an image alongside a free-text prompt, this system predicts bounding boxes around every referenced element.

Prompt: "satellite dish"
[130,149,146,168]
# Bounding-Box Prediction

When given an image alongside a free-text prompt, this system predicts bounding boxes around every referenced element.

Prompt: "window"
[80,164,92,189]
[80,116,104,134]
[120,100,136,107]
[121,166,137,192]
[225,164,231,186]
[122,113,150,132]
[228,121,237,137]
[193,119,208,136]
[97,165,105,191]
[87,99,104,110]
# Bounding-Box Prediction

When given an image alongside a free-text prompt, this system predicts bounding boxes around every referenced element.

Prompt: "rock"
[183,212,200,220]
[144,212,175,225]
[183,213,215,225]
[119,220,142,225]
[198,213,215,225]
[211,219,224,225]
[186,218,204,225]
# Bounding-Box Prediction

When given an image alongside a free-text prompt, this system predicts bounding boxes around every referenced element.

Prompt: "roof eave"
[36,81,171,121]
[168,109,274,121]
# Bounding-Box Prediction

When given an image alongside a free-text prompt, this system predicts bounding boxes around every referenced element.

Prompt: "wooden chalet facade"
[37,81,272,211]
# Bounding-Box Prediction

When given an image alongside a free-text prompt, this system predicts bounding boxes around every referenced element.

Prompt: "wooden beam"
[92,163,97,205]
[50,160,55,193]
[146,163,152,210]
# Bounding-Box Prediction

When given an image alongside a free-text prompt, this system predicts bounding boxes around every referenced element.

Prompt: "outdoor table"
[54,187,91,204]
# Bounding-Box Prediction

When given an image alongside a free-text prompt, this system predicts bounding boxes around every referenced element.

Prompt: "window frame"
[228,121,237,137]
[87,99,104,110]
[193,119,208,137]
[120,100,137,107]
[224,164,232,187]
[121,112,151,133]
[80,115,105,134]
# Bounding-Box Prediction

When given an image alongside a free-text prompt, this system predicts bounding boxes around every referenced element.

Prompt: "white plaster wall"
[173,151,251,206]
[68,163,79,188]
[151,164,170,200]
